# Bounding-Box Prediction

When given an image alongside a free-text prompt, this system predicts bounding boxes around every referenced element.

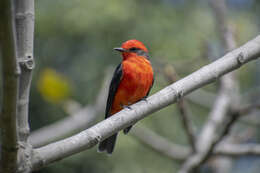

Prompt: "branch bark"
[0,0,19,172]
[15,0,34,141]
[31,35,260,170]
[14,0,35,172]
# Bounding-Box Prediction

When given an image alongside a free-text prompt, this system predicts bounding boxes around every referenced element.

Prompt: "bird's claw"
[123,105,132,110]
[141,96,148,102]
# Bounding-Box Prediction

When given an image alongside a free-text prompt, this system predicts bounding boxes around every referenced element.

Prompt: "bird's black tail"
[98,133,118,154]
[123,125,133,134]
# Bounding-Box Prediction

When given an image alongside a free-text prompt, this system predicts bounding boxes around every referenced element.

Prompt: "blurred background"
[31,0,260,172]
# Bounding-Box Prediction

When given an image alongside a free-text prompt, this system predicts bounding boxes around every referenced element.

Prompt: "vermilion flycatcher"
[98,39,154,154]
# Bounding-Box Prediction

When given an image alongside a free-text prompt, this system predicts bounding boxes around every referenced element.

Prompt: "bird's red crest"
[121,39,148,52]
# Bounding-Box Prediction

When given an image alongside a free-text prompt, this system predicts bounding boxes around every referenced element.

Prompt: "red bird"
[98,39,154,154]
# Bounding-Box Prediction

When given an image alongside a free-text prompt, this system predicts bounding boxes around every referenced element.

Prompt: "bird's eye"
[129,47,139,52]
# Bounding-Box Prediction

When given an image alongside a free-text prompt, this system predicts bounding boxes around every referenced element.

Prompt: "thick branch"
[14,0,35,172]
[31,35,260,170]
[15,0,35,141]
[0,0,19,172]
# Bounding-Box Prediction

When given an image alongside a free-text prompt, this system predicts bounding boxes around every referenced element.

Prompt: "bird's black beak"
[114,47,127,52]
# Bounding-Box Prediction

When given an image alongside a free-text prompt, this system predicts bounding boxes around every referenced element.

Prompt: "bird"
[98,39,154,154]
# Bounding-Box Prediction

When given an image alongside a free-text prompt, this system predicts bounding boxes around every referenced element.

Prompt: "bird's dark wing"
[105,63,123,119]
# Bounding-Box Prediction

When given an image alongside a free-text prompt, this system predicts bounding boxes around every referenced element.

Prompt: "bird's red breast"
[110,55,153,114]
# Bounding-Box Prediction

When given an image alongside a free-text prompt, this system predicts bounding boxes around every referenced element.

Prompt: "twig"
[30,35,260,170]
[177,100,196,152]
[215,143,260,156]
[235,103,260,116]
[231,103,260,127]
[131,126,190,161]
[0,0,19,172]
[164,64,196,152]
[210,0,236,51]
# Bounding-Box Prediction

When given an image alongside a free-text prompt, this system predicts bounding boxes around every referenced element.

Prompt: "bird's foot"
[141,96,148,102]
[123,105,132,110]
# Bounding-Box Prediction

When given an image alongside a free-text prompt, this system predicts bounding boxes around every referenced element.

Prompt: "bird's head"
[114,39,149,60]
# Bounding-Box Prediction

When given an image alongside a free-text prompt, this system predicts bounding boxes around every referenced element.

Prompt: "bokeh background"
[31,0,260,173]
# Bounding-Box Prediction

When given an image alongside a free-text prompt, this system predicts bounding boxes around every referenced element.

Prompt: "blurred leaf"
[37,68,71,103]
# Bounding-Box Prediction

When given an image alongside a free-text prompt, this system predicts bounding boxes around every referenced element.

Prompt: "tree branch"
[31,35,260,170]
[216,143,260,156]
[14,0,35,172]
[164,64,196,152]
[0,0,19,172]
[178,76,236,173]
[130,125,260,159]
[131,125,190,161]
[15,0,35,141]
[178,0,239,172]
[236,102,260,116]
[210,0,236,51]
